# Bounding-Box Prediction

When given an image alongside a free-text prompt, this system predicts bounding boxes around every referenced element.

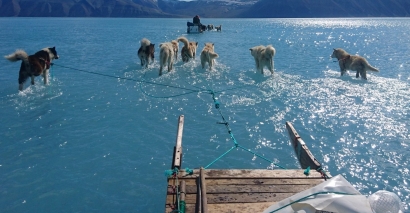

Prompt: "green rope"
[268,191,356,213]
[204,146,236,169]
[178,200,186,213]
[237,144,286,169]
[201,73,287,169]
[316,166,330,180]
[52,63,201,93]
[52,63,255,100]
[304,166,311,176]
[56,63,289,170]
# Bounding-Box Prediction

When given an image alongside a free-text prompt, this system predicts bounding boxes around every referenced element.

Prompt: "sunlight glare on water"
[0,17,409,212]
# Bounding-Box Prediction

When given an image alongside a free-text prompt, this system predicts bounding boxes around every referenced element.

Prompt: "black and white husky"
[5,47,59,91]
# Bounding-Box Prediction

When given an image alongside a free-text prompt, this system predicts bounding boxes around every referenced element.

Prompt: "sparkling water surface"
[0,18,409,212]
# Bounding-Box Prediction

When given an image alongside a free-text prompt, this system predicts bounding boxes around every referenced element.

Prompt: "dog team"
[139,36,221,76]
[137,37,379,79]
[139,36,274,76]
[4,37,379,91]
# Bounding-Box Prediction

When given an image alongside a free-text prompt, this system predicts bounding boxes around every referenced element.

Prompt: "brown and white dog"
[159,41,177,76]
[331,48,379,80]
[200,43,219,70]
[5,47,59,91]
[177,37,198,62]
[249,45,276,74]
[138,38,155,68]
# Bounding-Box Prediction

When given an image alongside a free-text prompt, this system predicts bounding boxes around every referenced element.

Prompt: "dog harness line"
[39,57,51,69]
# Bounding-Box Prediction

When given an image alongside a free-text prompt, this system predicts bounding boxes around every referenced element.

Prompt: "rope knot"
[303,166,311,176]
[213,96,220,109]
[185,168,193,175]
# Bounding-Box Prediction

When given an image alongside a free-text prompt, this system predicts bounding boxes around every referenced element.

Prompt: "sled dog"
[331,48,379,80]
[138,38,155,68]
[177,37,198,62]
[249,45,276,74]
[5,47,59,91]
[200,43,219,70]
[159,42,176,76]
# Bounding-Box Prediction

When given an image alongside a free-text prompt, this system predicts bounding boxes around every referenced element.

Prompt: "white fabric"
[262,174,374,213]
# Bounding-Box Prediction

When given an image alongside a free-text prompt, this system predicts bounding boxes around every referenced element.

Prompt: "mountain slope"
[0,0,175,17]
[0,0,409,17]
[240,0,410,18]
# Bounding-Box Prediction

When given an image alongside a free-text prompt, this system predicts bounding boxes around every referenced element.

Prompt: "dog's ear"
[333,48,336,50]
[212,43,214,46]
[195,42,198,46]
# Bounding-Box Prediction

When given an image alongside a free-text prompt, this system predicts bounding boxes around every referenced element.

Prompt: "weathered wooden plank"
[166,202,278,213]
[286,121,322,170]
[172,115,184,169]
[173,169,324,179]
[200,167,208,213]
[195,177,200,213]
[166,192,296,204]
[180,180,186,203]
[208,202,277,213]
[185,184,314,194]
[170,177,324,187]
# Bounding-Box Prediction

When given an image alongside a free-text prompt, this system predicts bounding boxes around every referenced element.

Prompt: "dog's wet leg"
[44,69,49,85]
[361,70,367,80]
[18,71,29,91]
[340,69,346,76]
[168,60,173,72]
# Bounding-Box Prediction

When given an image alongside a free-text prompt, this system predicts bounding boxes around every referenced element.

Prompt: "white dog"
[331,48,379,80]
[159,42,176,76]
[249,45,276,74]
[200,43,219,70]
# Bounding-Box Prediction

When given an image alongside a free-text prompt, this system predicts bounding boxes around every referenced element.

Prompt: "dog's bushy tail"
[365,63,379,72]
[177,37,189,48]
[5,50,29,63]
[208,51,219,60]
[264,45,276,58]
[140,38,151,47]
